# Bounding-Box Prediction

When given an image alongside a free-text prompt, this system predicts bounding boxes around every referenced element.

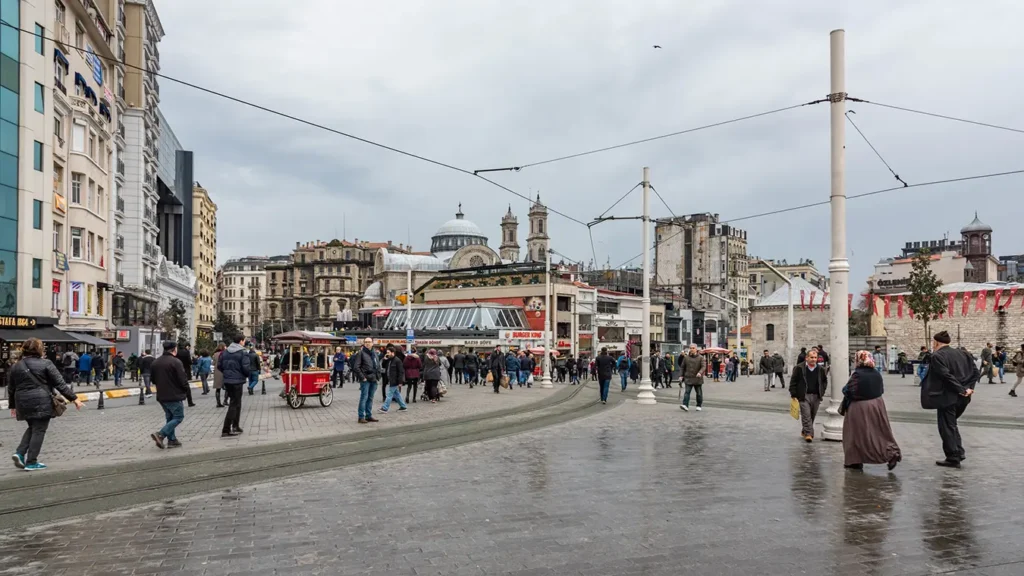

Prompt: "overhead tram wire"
[610,167,1024,269]
[648,185,678,219]
[0,22,594,229]
[853,99,1024,136]
[845,111,908,187]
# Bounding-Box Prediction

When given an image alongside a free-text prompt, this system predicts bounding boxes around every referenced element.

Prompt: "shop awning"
[372,309,392,317]
[54,49,69,71]
[0,326,78,343]
[67,332,115,347]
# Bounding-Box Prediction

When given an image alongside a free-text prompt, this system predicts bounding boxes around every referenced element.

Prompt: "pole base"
[820,400,844,441]
[636,379,657,405]
[539,375,554,389]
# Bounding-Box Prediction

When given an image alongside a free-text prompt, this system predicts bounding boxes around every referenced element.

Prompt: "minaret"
[526,193,549,263]
[499,205,520,262]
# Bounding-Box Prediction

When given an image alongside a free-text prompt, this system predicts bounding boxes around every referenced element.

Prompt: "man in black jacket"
[790,349,828,442]
[176,343,195,407]
[351,337,381,423]
[217,334,251,437]
[453,352,465,384]
[595,347,616,404]
[149,341,191,449]
[139,349,155,405]
[759,350,774,391]
[921,331,977,468]
[488,346,504,394]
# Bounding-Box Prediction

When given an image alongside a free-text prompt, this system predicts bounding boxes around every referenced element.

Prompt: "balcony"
[143,207,155,222]
[54,77,67,95]
[116,159,125,177]
[115,235,124,251]
[118,122,125,139]
[53,21,70,49]
[52,132,65,155]
[116,272,124,286]
[116,196,124,213]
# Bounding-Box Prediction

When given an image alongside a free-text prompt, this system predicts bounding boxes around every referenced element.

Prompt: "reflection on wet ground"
[0,402,1022,575]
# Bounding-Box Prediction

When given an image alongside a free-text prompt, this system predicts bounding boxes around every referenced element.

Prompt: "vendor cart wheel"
[287,387,302,409]
[299,397,306,407]
[319,384,334,407]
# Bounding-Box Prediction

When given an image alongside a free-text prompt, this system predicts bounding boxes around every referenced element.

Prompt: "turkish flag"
[993,288,1004,311]
[908,303,915,319]
[884,295,892,318]
[809,291,817,310]
[962,291,972,316]
[897,295,904,318]
[948,292,956,317]
[848,294,853,317]
[1004,286,1017,308]
[800,290,806,310]
[821,292,828,312]
[975,290,987,312]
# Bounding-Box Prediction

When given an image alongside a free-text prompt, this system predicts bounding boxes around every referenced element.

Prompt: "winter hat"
[933,331,951,344]
[162,340,178,352]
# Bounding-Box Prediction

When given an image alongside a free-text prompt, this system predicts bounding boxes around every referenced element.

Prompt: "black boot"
[215,389,224,407]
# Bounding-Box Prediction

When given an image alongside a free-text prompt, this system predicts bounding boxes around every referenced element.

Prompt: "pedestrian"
[61,348,79,385]
[8,338,83,471]
[423,348,443,403]
[759,350,773,391]
[488,346,505,394]
[139,349,155,404]
[917,345,931,383]
[921,331,977,468]
[453,350,465,385]
[595,347,615,404]
[663,352,674,388]
[790,348,828,442]
[629,356,639,383]
[897,350,909,378]
[841,350,902,471]
[330,347,346,388]
[650,352,662,388]
[1010,344,1024,397]
[197,351,212,394]
[772,351,786,389]
[149,341,191,450]
[245,343,262,395]
[724,353,735,383]
[980,342,994,384]
[710,353,721,382]
[872,346,886,375]
[680,344,704,412]
[352,337,381,423]
[403,347,423,403]
[797,347,807,365]
[77,350,92,386]
[176,343,196,408]
[217,334,251,437]
[519,351,534,387]
[993,345,1007,384]
[212,343,227,407]
[379,345,408,412]
[128,352,138,381]
[112,351,126,387]
[444,351,454,384]
[91,352,106,383]
[465,352,478,388]
[816,344,831,368]
[617,354,630,391]
[507,350,522,388]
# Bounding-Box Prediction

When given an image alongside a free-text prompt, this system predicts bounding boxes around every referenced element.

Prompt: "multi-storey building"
[218,256,289,340]
[154,107,192,267]
[748,257,827,300]
[191,184,216,337]
[654,213,750,332]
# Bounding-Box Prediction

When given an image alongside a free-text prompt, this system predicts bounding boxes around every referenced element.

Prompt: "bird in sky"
[653,45,662,49]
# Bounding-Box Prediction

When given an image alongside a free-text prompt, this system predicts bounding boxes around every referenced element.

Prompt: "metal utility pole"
[822,29,849,441]
[637,167,656,404]
[540,246,554,388]
[759,260,795,371]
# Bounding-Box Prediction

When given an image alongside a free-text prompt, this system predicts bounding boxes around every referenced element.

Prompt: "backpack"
[63,354,74,368]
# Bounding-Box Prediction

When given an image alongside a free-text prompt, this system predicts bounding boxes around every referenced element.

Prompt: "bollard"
[96,386,104,409]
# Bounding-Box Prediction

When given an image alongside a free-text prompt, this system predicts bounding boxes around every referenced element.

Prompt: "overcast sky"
[155,0,1023,295]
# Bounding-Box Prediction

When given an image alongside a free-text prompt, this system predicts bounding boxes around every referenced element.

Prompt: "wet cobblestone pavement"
[1,400,1022,575]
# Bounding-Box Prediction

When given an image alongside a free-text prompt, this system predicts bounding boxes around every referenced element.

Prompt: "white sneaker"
[680,405,688,411]
[696,406,702,411]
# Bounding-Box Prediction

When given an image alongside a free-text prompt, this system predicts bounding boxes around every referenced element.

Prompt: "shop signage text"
[500,330,544,341]
[0,316,37,328]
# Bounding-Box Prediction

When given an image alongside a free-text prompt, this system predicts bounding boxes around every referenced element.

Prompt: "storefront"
[0,316,78,384]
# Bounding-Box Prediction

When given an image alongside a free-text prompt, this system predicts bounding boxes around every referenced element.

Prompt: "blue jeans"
[619,371,628,391]
[599,379,611,402]
[159,401,184,442]
[518,371,529,386]
[80,370,92,385]
[380,385,407,411]
[682,384,703,408]
[247,371,260,391]
[358,381,377,419]
[917,364,928,383]
[998,365,1006,382]
[114,367,124,386]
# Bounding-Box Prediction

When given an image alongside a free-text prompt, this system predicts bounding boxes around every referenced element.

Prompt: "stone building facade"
[749,278,832,369]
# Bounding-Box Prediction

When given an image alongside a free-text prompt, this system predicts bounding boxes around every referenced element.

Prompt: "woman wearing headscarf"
[841,350,902,471]
[422,349,443,403]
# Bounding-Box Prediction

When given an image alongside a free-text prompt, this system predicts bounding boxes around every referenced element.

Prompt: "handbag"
[501,375,510,389]
[789,397,800,420]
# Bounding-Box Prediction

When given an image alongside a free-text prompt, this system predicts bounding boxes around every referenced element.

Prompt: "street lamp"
[540,247,554,389]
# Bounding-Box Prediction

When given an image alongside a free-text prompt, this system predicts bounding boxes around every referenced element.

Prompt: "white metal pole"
[822,29,849,441]
[406,268,413,330]
[540,246,554,388]
[758,260,795,371]
[637,167,656,404]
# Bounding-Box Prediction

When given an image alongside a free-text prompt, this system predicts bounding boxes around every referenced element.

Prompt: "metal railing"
[115,235,124,250]
[54,77,67,95]
[53,21,69,47]
[117,159,125,176]
[116,272,124,286]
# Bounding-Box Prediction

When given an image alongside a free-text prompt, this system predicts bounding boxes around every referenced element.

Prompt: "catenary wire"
[611,168,1024,269]
[0,22,595,228]
[595,182,642,221]
[516,99,828,169]
[853,99,1024,136]
[845,111,908,187]
[648,185,678,219]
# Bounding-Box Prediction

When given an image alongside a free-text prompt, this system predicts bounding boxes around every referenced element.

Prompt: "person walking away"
[897,350,909,378]
[352,338,381,423]
[112,352,126,387]
[921,331,977,468]
[872,346,887,375]
[138,349,155,405]
[841,350,902,470]
[488,346,505,394]
[8,338,83,471]
[423,349,443,403]
[453,351,466,385]
[464,353,478,388]
[217,335,251,437]
[1009,344,1024,397]
[176,343,195,407]
[197,351,212,394]
[61,349,79,386]
[617,354,630,391]
[128,352,138,382]
[724,353,735,383]
[790,348,828,442]
[629,356,640,384]
[91,352,106,383]
[759,350,773,391]
[710,353,721,382]
[993,345,1007,384]
[980,342,994,384]
[680,344,704,412]
[519,352,534,387]
[379,345,408,412]
[212,343,227,407]
[772,352,786,389]
[917,346,931,384]
[246,343,262,395]
[403,347,423,403]
[595,347,616,404]
[331,347,346,389]
[77,351,93,387]
[149,341,191,449]
[444,352,454,384]
[506,350,522,388]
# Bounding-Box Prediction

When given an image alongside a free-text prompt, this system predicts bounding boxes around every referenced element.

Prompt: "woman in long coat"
[842,350,902,470]
[212,342,226,408]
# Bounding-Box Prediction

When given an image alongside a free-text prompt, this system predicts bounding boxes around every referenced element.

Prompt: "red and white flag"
[962,291,972,316]
[1004,286,1017,309]
[884,295,892,318]
[848,294,853,317]
[809,291,817,310]
[993,288,1004,311]
[821,292,828,312]
[800,290,806,310]
[908,303,915,319]
[897,295,904,318]
[948,292,956,317]
[975,290,987,312]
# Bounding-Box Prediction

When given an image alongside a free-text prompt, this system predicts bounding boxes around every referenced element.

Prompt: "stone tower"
[960,212,993,283]
[526,194,549,263]
[499,205,520,262]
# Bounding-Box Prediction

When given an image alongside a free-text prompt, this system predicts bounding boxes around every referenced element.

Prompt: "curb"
[0,380,209,410]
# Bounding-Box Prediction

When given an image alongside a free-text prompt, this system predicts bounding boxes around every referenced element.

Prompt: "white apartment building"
[594,289,643,355]
[218,256,276,339]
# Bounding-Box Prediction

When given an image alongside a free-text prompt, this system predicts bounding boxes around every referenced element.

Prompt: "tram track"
[0,383,606,529]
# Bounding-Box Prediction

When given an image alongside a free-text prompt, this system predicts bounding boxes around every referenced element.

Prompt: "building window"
[34,83,44,112]
[86,231,94,262]
[72,124,84,151]
[70,227,82,258]
[87,131,96,160]
[32,199,42,229]
[54,114,62,139]
[597,301,619,315]
[33,141,43,171]
[70,172,82,203]
[766,323,775,341]
[34,24,44,54]
[55,1,65,24]
[53,222,62,250]
[32,259,42,288]
[74,24,84,49]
